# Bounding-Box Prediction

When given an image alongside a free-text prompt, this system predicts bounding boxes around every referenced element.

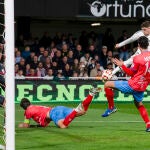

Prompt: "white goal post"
[5,0,15,150]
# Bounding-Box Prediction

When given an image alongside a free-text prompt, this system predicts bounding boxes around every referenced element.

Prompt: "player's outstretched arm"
[18,118,30,128]
[112,48,141,75]
[115,31,142,48]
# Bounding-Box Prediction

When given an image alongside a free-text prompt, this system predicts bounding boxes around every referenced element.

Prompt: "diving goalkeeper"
[18,87,101,129]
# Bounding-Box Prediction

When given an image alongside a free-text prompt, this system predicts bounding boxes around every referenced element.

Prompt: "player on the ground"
[102,20,150,117]
[18,87,101,129]
[103,36,150,132]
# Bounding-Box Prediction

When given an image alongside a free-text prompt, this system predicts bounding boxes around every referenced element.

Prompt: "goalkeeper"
[102,20,150,117]
[18,87,101,129]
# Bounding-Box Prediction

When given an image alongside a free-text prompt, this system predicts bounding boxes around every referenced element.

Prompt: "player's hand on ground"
[18,123,30,128]
[112,58,124,67]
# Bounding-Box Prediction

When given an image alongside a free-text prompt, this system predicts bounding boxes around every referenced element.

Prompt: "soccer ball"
[102,69,113,81]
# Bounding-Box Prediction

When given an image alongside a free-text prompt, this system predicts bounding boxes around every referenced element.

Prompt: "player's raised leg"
[59,87,102,128]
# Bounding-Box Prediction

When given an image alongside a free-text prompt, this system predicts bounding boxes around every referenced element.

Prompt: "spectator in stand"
[37,46,45,57]
[45,69,54,78]
[67,33,75,50]
[30,55,39,69]
[79,62,88,77]
[27,68,37,77]
[74,44,83,60]
[36,62,46,77]
[87,58,96,76]
[106,63,113,70]
[21,46,31,60]
[88,44,98,58]
[39,32,51,48]
[48,40,56,52]
[90,62,103,77]
[117,30,130,61]
[61,43,68,57]
[52,50,62,69]
[16,69,25,79]
[15,34,24,48]
[15,50,22,64]
[63,64,73,77]
[44,57,51,72]
[25,64,31,76]
[56,72,64,79]
[97,70,102,77]
[107,51,113,66]
[100,46,108,69]
[15,64,19,76]
[51,61,58,76]
[79,30,88,51]
[49,47,57,61]
[102,28,115,51]
[61,34,68,45]
[94,54,100,63]
[72,71,79,77]
[80,52,92,67]
[60,56,68,70]
[31,37,40,53]
[72,58,80,73]
[38,50,49,64]
[67,50,74,67]
[18,58,26,75]
[26,52,35,64]
[53,32,62,45]
[88,31,98,45]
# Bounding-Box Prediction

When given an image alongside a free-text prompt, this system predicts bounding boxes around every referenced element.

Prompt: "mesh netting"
[0,0,5,149]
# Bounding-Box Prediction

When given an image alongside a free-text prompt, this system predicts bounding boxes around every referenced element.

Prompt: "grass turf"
[13,102,150,149]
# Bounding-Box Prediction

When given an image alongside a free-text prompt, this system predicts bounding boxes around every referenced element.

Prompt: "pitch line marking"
[13,120,143,123]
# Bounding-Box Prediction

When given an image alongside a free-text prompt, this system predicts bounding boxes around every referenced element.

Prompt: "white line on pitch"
[13,120,143,123]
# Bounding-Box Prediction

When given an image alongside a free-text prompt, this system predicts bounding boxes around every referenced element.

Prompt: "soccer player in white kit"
[102,21,150,117]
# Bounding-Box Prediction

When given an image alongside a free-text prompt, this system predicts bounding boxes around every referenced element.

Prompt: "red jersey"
[122,51,150,91]
[25,105,52,127]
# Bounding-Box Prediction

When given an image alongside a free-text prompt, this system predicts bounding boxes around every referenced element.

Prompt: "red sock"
[138,105,149,124]
[105,88,114,109]
[63,110,77,126]
[82,94,93,111]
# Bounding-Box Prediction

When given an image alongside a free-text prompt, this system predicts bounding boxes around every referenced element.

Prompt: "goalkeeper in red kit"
[18,87,101,129]
[103,36,150,132]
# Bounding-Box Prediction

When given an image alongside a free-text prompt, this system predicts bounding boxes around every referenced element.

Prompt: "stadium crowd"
[14,29,136,79]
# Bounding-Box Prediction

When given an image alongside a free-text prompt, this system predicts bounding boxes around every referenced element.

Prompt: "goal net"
[0,0,5,149]
[0,0,15,150]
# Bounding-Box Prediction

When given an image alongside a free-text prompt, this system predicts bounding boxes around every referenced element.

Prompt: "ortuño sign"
[80,0,150,18]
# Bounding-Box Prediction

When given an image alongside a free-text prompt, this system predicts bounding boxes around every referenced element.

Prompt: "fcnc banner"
[14,79,150,103]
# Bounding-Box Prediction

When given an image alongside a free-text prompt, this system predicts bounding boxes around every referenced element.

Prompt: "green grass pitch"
[9,102,150,149]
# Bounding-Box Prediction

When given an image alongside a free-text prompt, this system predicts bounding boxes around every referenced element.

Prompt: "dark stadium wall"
[29,20,139,41]
[14,0,149,40]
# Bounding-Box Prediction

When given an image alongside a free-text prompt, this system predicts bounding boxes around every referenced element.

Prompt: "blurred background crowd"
[0,28,138,79]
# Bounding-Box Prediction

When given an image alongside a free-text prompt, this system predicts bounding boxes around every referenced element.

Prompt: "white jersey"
[112,30,150,75]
